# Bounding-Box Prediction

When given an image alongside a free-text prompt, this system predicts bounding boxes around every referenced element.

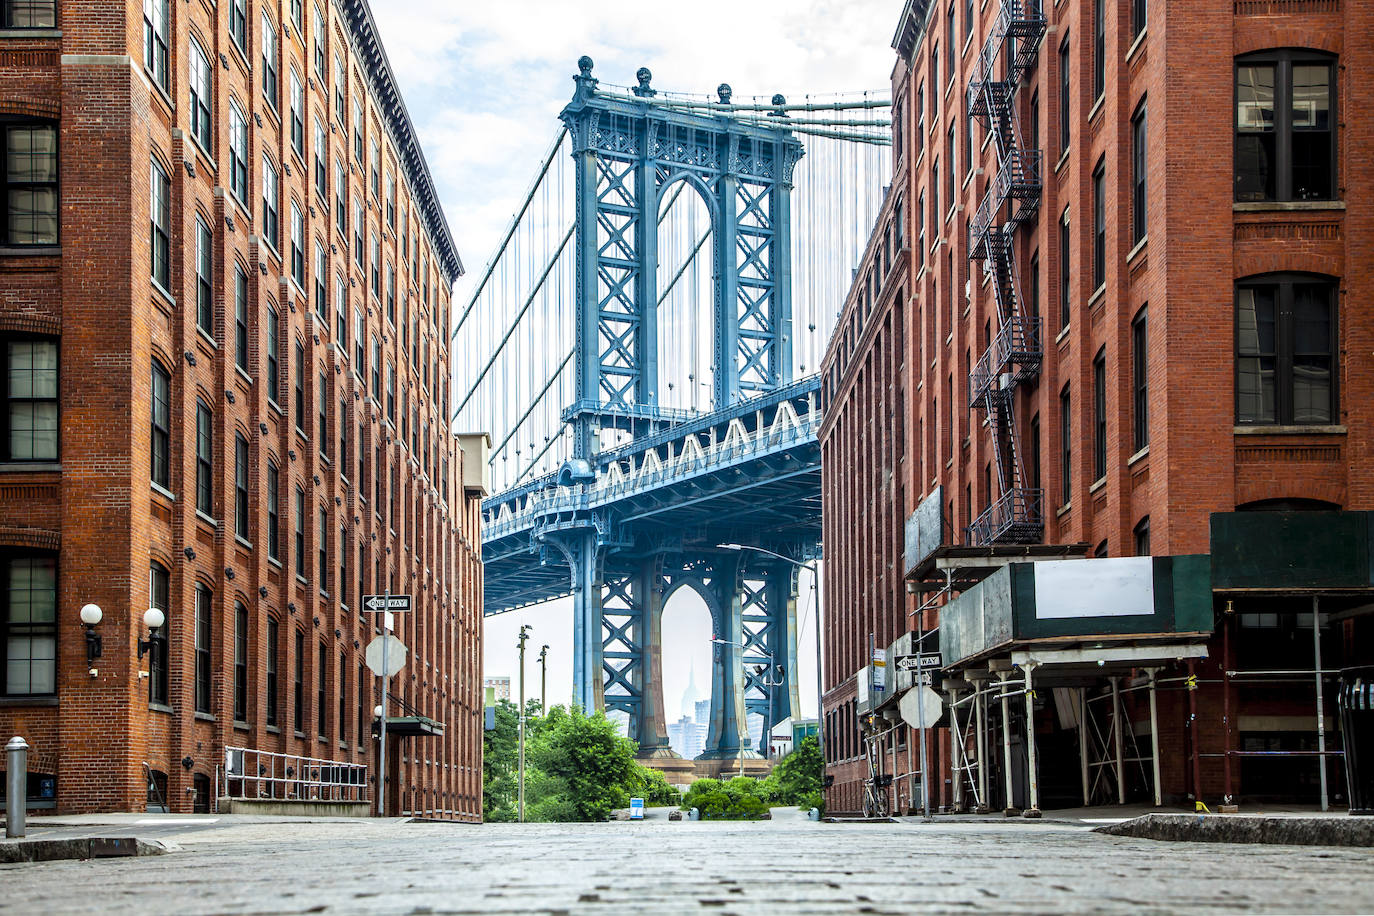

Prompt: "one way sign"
[363,594,412,613]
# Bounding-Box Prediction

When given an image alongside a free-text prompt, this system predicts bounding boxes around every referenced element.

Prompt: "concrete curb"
[1094,813,1374,847]
[0,837,174,864]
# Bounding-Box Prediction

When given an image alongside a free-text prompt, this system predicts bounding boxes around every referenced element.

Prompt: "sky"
[368,0,898,726]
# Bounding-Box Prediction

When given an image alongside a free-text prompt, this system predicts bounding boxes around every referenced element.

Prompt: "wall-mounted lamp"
[138,607,166,660]
[80,603,103,667]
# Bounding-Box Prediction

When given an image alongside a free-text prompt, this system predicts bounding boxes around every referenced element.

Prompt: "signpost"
[364,592,411,817]
[895,653,941,672]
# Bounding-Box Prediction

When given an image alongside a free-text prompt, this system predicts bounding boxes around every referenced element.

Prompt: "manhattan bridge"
[453,58,890,771]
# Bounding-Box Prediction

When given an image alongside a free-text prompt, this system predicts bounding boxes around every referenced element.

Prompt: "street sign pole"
[379,585,389,817]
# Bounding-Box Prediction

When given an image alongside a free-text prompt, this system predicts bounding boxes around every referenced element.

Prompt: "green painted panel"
[1171,554,1214,632]
[1210,512,1373,591]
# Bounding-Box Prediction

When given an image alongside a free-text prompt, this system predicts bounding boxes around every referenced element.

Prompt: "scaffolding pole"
[1314,595,1328,812]
[1147,668,1162,807]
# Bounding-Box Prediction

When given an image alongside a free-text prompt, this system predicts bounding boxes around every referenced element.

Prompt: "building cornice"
[341,0,464,285]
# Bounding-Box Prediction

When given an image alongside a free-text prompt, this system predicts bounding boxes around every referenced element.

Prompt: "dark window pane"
[1291,131,1332,201]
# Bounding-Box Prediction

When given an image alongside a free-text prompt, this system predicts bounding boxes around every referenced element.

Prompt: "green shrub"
[681,775,772,820]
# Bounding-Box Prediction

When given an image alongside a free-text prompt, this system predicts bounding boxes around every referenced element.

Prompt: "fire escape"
[965,0,1047,546]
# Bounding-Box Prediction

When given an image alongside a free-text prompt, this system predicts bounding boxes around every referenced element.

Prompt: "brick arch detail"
[1234,33,1340,58]
[0,525,60,551]
[0,98,58,120]
[1235,253,1343,280]
[1234,474,1347,509]
[0,314,60,336]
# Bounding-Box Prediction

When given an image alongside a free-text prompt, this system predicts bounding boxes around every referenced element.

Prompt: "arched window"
[1236,50,1336,202]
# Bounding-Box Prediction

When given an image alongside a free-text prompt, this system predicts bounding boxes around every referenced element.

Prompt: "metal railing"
[222,746,368,803]
[966,487,1044,546]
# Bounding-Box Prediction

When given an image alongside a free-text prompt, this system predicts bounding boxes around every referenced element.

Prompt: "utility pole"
[538,644,549,712]
[518,624,532,823]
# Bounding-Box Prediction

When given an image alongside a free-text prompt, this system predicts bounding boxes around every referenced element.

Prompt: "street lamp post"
[716,544,823,762]
[517,624,532,823]
[538,644,549,713]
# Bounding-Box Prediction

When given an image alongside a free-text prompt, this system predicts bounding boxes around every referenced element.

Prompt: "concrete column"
[570,531,603,713]
[1023,663,1040,816]
[703,554,748,759]
[634,559,671,754]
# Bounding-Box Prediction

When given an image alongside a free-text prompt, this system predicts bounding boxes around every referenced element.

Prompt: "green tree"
[681,776,771,820]
[526,705,639,822]
[768,734,823,805]
[482,698,547,822]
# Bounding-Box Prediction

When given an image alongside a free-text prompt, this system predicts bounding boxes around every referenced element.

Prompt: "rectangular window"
[195,217,213,334]
[266,307,280,403]
[290,203,305,287]
[945,3,954,78]
[1132,306,1149,450]
[314,241,327,320]
[294,340,306,433]
[2,556,56,696]
[151,360,170,486]
[263,158,280,251]
[149,158,170,288]
[1093,350,1106,481]
[234,267,249,373]
[317,643,327,739]
[354,201,364,268]
[386,172,396,227]
[291,0,303,30]
[195,400,212,515]
[312,5,326,73]
[188,38,213,150]
[1093,0,1104,102]
[318,370,328,458]
[1058,38,1071,156]
[1236,53,1334,202]
[234,433,249,538]
[339,650,348,744]
[266,617,279,728]
[1132,103,1147,243]
[142,0,168,90]
[1030,414,1041,493]
[1092,160,1105,291]
[194,584,212,714]
[290,69,305,158]
[1029,250,1040,319]
[318,506,328,590]
[233,602,248,722]
[314,119,327,200]
[1237,277,1336,425]
[261,13,279,108]
[1134,0,1147,37]
[335,274,347,347]
[371,335,381,398]
[334,56,346,123]
[294,486,306,578]
[386,264,396,324]
[230,0,247,53]
[148,563,169,704]
[340,524,349,608]
[386,363,395,422]
[945,123,955,214]
[370,234,380,297]
[2,337,56,462]
[357,665,366,748]
[1059,387,1071,506]
[293,629,305,733]
[4,122,58,247]
[229,103,249,204]
[1058,208,1070,329]
[353,307,364,371]
[3,0,55,27]
[353,100,364,163]
[335,159,347,236]
[369,138,380,198]
[267,461,280,561]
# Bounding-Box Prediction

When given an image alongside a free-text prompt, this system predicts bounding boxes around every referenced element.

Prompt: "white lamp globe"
[374,705,384,718]
[144,607,166,630]
[79,603,103,626]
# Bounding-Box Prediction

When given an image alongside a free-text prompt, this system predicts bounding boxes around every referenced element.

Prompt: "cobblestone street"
[1,814,1372,914]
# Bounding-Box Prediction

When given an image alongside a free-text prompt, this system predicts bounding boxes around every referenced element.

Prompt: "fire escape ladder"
[964,0,1047,548]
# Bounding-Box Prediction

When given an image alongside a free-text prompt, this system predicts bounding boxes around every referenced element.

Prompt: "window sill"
[1088,94,1105,124]
[269,398,284,418]
[0,695,58,707]
[145,70,175,115]
[0,28,61,38]
[1054,148,1070,176]
[1233,425,1346,436]
[1127,235,1148,264]
[150,278,177,310]
[1089,476,1106,494]
[268,556,284,570]
[1056,324,1071,346]
[0,462,60,473]
[234,534,253,551]
[0,246,60,258]
[1128,445,1150,466]
[1233,201,1345,212]
[194,711,216,723]
[235,365,254,387]
[196,327,218,351]
[266,725,281,735]
[1087,285,1106,309]
[1126,27,1148,64]
[151,481,175,501]
[1057,502,1072,518]
[148,702,174,715]
[234,720,251,732]
[195,510,218,528]
[296,574,309,586]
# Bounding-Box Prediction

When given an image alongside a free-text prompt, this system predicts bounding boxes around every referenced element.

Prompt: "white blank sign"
[1033,557,1155,620]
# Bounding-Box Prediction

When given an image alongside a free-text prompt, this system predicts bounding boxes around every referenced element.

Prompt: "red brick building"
[0,0,486,818]
[820,0,1373,816]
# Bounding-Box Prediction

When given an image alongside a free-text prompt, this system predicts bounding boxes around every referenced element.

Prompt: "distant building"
[668,715,707,760]
[695,700,710,726]
[484,677,512,703]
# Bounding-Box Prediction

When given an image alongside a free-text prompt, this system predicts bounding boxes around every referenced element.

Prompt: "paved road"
[1,814,1371,914]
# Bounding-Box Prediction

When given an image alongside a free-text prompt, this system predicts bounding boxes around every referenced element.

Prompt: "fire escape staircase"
[965,0,1047,547]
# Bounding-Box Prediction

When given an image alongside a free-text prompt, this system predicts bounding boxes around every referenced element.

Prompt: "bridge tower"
[542,58,807,768]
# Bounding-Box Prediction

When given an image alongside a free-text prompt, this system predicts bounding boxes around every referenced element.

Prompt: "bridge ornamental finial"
[633,67,656,98]
[578,55,594,77]
[770,93,789,118]
[717,83,732,105]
